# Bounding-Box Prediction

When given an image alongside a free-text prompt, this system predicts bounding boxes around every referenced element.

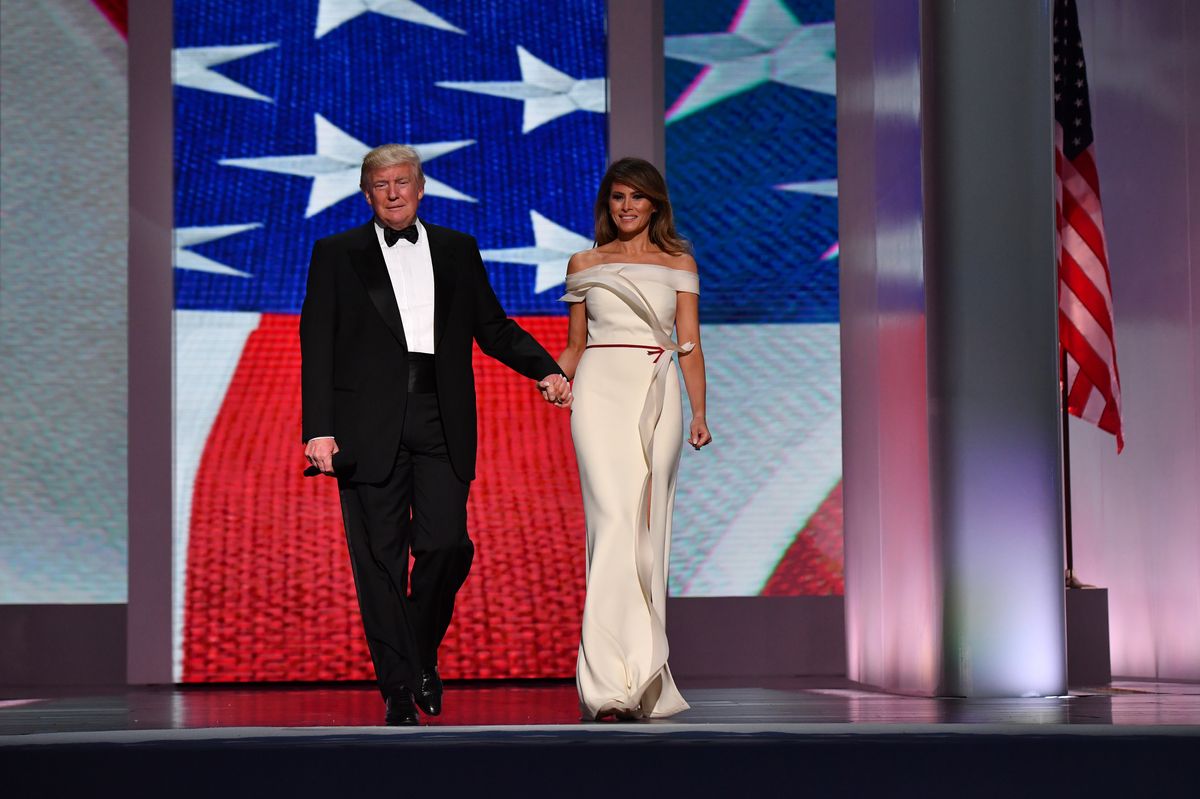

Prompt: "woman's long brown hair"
[593,157,690,255]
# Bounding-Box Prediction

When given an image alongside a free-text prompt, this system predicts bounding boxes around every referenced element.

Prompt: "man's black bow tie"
[384,224,418,246]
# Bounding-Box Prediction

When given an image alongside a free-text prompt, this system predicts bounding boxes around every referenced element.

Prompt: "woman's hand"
[538,373,573,409]
[688,416,712,450]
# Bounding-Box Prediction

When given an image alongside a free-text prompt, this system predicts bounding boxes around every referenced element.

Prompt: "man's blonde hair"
[360,144,424,189]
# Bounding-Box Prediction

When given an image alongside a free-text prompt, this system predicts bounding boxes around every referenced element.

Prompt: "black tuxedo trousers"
[338,391,471,697]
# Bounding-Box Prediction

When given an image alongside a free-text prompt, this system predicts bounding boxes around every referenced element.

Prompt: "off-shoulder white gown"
[561,262,698,720]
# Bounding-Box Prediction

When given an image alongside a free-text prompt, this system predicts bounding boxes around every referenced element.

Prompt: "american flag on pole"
[1054,0,1124,452]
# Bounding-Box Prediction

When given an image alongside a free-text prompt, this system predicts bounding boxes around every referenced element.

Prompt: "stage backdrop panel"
[0,0,128,603]
[664,0,843,598]
[172,0,844,683]
[172,0,604,682]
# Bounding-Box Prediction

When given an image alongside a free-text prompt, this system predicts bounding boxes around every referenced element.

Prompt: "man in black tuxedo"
[300,144,570,725]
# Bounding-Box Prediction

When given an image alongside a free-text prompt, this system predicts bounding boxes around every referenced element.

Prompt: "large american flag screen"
[171,0,841,682]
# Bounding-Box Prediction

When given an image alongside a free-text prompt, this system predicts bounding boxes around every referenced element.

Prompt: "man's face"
[364,163,424,229]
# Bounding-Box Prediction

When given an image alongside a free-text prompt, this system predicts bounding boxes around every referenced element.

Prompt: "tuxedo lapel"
[425,221,458,347]
[349,224,408,350]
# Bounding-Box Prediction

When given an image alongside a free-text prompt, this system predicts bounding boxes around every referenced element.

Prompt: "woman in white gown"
[556,158,712,720]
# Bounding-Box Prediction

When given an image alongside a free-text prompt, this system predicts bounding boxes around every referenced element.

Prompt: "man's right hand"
[304,437,339,475]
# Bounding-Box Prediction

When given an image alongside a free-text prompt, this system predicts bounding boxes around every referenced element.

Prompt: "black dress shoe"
[415,668,443,716]
[385,693,419,726]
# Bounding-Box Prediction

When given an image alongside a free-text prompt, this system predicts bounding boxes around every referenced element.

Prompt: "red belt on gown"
[584,344,667,363]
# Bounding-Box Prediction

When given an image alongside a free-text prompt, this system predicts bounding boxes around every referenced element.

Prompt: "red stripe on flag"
[1060,312,1115,401]
[183,314,584,682]
[1060,313,1122,442]
[440,317,586,680]
[183,315,356,682]
[761,481,844,596]
[1066,356,1095,413]
[1098,402,1122,435]
[1060,188,1110,271]
[90,0,127,38]
[1060,250,1115,340]
[1071,147,1102,200]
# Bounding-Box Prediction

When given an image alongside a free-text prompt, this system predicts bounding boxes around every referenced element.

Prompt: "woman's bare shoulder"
[660,251,698,274]
[567,248,605,274]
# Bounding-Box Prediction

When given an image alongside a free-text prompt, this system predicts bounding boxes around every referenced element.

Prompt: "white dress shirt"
[375,219,436,354]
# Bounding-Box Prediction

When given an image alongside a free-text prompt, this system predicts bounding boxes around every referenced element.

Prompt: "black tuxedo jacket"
[300,219,560,484]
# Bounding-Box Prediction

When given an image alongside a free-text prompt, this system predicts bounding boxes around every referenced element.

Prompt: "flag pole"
[1061,346,1082,589]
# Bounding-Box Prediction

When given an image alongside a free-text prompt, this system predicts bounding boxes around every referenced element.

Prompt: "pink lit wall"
[1067,0,1200,681]
[837,0,940,696]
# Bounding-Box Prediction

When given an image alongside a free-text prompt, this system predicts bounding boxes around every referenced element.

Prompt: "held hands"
[688,416,712,450]
[538,374,573,409]
[304,437,339,475]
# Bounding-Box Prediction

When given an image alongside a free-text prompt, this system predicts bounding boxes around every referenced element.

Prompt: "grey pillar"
[606,0,664,169]
[922,0,1065,697]
[839,0,1067,696]
[127,0,175,684]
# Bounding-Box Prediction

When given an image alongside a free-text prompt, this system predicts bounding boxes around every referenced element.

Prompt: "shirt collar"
[373,217,425,247]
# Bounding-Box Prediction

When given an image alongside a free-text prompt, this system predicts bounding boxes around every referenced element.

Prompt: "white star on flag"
[480,210,592,293]
[776,178,837,197]
[664,0,835,123]
[437,46,606,133]
[173,43,277,102]
[174,223,262,277]
[219,114,476,217]
[315,0,464,38]
[777,180,838,261]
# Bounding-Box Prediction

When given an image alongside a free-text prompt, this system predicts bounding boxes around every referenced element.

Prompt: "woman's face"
[608,181,656,238]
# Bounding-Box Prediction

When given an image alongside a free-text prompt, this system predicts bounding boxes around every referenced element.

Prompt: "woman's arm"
[558,302,588,380]
[675,291,712,449]
[556,253,590,380]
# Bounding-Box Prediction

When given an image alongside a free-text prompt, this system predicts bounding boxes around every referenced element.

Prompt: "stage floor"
[4,678,1198,797]
[2,676,1198,732]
